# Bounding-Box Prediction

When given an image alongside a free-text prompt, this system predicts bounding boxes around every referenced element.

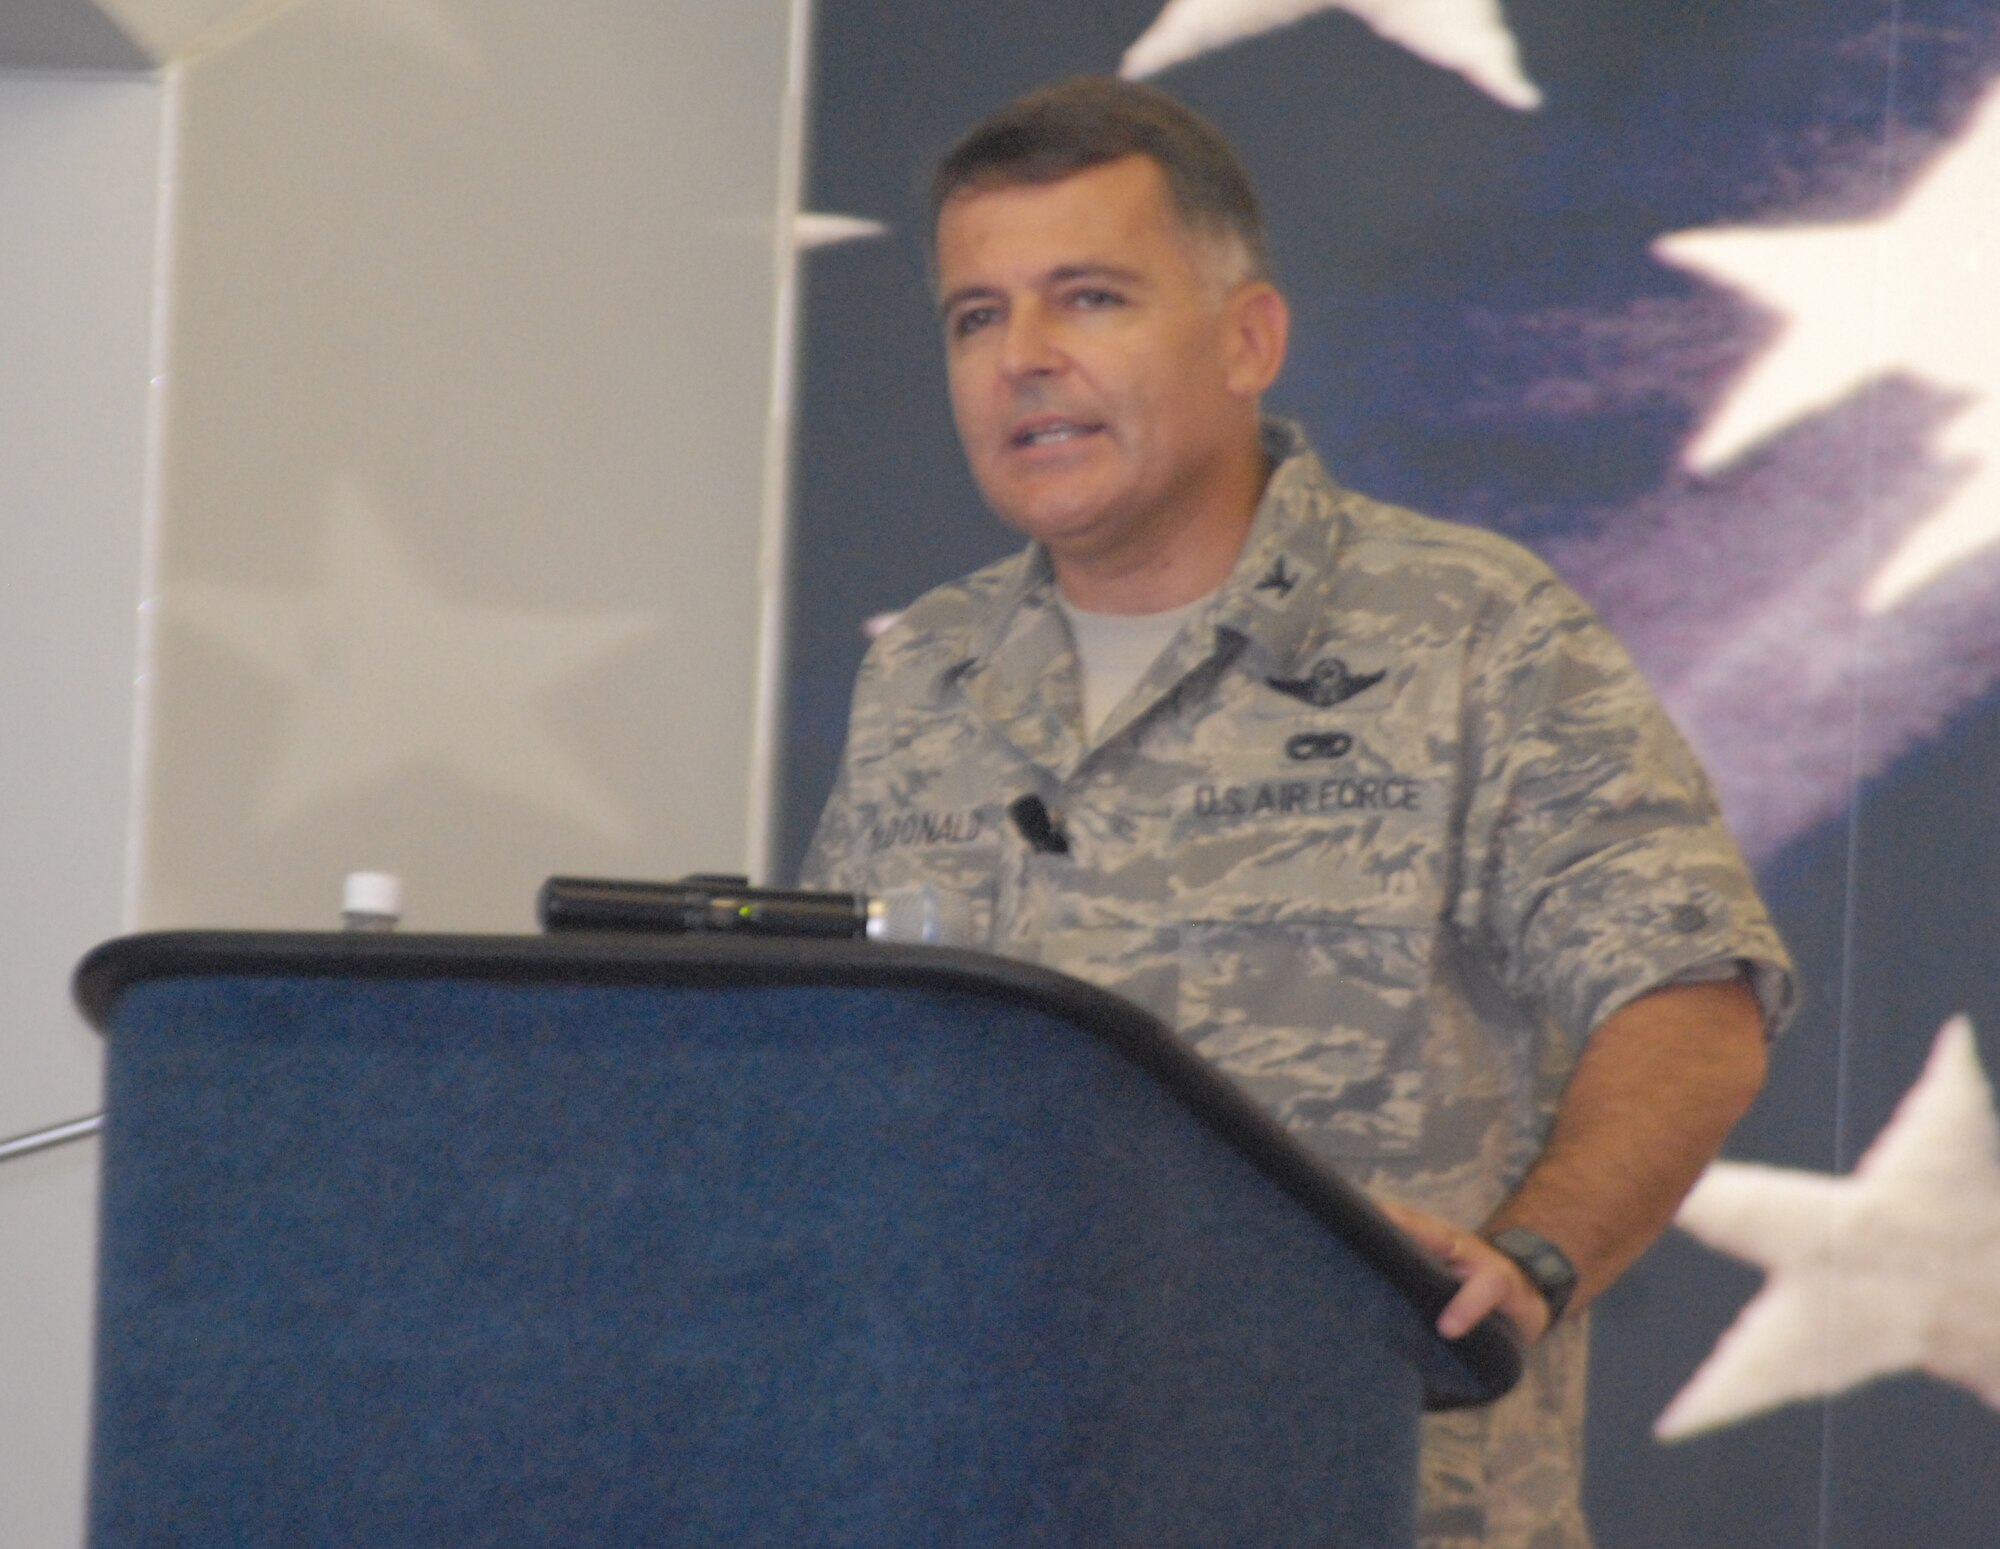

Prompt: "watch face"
[1490,1228,1579,1319]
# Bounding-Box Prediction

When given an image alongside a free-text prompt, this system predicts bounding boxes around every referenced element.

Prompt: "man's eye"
[949,306,998,339]
[1069,288,1123,310]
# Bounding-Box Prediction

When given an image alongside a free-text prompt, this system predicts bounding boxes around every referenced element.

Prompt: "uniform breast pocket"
[856,803,1004,948]
[1172,769,1444,1163]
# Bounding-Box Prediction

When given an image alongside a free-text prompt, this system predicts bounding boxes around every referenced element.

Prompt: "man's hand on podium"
[1377,1199,1554,1348]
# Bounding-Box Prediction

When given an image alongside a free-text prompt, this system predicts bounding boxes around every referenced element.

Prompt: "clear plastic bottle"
[864,883,974,947]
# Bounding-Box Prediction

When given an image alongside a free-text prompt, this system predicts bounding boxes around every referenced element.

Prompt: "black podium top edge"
[74,928,1522,1406]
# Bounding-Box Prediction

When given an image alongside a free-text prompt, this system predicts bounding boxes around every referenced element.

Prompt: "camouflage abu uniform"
[803,420,1793,1549]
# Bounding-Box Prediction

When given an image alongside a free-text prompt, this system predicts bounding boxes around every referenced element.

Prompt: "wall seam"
[743,0,818,884]
[120,62,181,931]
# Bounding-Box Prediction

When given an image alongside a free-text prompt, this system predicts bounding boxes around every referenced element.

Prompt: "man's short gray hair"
[931,76,1273,287]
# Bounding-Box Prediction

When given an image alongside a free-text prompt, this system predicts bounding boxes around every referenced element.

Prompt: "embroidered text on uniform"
[869,810,987,850]
[1193,777,1421,818]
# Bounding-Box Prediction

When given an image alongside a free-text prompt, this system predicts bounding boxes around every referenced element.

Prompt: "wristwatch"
[1486,1227,1579,1324]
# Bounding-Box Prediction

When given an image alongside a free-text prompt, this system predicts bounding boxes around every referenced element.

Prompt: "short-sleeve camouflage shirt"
[803,420,1794,1549]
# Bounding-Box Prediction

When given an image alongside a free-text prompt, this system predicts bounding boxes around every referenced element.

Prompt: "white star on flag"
[170,479,659,839]
[796,213,889,251]
[1121,0,1543,112]
[1654,81,2000,614]
[1657,1015,2000,1439]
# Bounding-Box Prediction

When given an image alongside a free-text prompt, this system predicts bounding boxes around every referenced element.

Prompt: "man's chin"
[989,503,1119,552]
[979,472,1126,539]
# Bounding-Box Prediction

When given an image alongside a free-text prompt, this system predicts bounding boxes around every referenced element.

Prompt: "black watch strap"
[1486,1227,1579,1323]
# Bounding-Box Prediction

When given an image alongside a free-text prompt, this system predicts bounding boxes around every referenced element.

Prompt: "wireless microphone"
[1008,794,1071,855]
[537,875,973,946]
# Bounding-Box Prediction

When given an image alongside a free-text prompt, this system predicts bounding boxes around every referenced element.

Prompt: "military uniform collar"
[952,546,1085,776]
[1207,417,1350,677]
[949,417,1346,774]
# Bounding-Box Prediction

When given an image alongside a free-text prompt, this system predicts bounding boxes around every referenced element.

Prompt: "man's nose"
[998,305,1062,379]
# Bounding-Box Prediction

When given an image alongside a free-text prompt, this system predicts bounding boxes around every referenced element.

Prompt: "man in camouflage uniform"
[803,77,1792,1549]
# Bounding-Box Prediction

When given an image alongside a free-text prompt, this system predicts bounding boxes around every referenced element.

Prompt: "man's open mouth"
[1012,420,1102,448]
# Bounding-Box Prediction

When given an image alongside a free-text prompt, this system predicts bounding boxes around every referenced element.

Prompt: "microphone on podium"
[537,874,974,947]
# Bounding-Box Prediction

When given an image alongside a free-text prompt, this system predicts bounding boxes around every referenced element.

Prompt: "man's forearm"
[1384,976,1768,1344]
[1485,976,1769,1314]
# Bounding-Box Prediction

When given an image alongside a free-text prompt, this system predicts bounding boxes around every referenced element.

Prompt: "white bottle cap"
[342,871,403,919]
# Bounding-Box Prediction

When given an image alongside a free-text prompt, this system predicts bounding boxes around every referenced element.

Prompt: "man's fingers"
[1437,1262,1510,1340]
[1378,1199,1551,1344]
[1449,1251,1552,1345]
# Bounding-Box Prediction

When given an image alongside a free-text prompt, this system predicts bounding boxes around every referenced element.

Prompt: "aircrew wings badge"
[1267,658,1386,708]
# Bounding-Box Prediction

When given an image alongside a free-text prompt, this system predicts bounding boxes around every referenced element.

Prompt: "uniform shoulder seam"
[868,549,1030,659]
[1337,495,1567,602]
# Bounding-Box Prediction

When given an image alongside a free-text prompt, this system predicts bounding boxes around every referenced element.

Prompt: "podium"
[75,931,1519,1548]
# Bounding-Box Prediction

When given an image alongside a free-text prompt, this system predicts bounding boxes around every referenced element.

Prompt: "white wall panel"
[140,0,797,930]
[0,69,163,1549]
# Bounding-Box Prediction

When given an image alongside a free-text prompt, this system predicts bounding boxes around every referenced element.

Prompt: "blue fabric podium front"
[75,931,1519,1548]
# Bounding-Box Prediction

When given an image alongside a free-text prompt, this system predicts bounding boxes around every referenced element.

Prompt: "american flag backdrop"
[779,5,2000,1542]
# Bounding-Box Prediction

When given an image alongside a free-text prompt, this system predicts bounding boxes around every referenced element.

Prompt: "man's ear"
[1223,282,1290,398]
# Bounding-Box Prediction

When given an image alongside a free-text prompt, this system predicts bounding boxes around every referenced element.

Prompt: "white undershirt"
[1057,592,1212,739]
